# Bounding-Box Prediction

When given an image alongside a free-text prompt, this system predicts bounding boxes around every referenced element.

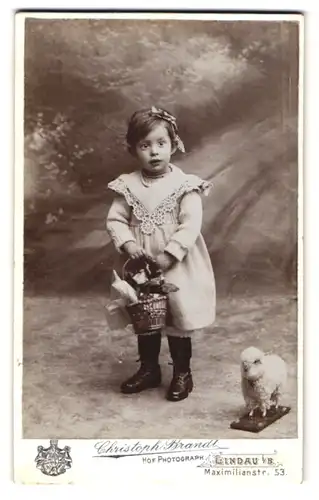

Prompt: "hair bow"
[150,106,185,153]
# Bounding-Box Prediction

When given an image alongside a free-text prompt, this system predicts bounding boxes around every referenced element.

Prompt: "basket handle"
[122,258,131,280]
[122,255,161,280]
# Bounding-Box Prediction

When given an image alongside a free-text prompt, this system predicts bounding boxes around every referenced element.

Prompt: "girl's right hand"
[122,241,146,259]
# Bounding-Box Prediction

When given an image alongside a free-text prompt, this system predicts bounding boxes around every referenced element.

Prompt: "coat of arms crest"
[35,439,72,476]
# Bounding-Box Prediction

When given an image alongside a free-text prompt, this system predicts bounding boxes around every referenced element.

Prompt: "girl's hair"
[126,107,185,153]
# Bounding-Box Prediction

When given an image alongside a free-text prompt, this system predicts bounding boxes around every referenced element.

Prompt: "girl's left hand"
[156,252,176,271]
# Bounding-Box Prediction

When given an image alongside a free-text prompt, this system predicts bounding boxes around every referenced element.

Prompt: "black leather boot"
[121,332,162,394]
[166,336,193,402]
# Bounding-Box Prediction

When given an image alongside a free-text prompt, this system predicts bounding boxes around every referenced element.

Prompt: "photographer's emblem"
[35,439,72,476]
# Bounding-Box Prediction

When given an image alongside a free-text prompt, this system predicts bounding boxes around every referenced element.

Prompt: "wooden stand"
[230,405,291,433]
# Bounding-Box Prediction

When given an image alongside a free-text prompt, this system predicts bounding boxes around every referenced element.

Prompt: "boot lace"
[175,373,189,387]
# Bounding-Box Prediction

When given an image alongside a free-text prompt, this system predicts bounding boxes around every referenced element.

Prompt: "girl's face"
[134,123,176,174]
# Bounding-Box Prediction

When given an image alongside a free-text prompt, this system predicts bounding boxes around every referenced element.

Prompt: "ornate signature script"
[94,439,226,458]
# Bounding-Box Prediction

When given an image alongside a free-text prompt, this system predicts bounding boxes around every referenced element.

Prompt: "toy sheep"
[240,346,287,418]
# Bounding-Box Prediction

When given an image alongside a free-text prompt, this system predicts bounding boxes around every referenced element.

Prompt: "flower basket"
[122,256,177,335]
[126,294,168,334]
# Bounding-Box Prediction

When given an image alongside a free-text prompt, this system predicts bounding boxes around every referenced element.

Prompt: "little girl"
[106,106,216,402]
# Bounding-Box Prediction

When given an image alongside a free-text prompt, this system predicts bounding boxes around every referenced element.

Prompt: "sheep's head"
[240,346,265,381]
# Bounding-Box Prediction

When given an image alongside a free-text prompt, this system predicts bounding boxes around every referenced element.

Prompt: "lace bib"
[108,175,212,235]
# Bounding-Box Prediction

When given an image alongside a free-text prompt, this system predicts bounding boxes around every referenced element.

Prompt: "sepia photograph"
[19,14,301,443]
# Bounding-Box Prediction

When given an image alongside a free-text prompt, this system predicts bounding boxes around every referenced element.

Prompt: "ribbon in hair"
[150,106,185,153]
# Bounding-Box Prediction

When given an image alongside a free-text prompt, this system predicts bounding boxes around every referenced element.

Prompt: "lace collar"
[108,166,212,235]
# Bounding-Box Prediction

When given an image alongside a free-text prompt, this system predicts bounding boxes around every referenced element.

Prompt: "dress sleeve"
[164,191,203,261]
[106,195,137,252]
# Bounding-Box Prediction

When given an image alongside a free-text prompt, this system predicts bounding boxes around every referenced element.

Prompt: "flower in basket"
[123,256,179,299]
[122,257,179,335]
[138,276,179,298]
[111,271,139,305]
[123,255,162,289]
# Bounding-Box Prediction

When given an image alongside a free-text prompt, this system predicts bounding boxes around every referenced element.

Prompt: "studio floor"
[22,293,298,439]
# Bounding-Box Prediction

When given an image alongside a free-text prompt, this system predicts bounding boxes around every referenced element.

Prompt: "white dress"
[106,164,216,333]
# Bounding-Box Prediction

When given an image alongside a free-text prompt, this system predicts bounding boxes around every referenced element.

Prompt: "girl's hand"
[122,241,146,259]
[156,252,176,271]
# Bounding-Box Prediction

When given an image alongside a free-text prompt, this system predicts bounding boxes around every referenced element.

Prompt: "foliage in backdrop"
[24,19,299,293]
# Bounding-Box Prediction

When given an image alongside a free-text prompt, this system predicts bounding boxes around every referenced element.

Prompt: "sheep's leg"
[261,402,269,418]
[248,402,255,418]
[262,397,274,417]
[248,402,258,418]
[271,390,280,409]
[244,397,254,418]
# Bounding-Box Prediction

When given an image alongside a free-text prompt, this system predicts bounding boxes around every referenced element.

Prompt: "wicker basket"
[126,294,167,335]
[122,257,168,334]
